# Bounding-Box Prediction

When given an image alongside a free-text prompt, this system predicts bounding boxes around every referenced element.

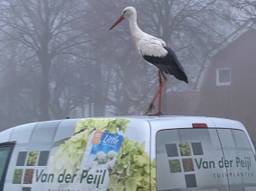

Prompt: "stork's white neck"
[127,13,144,41]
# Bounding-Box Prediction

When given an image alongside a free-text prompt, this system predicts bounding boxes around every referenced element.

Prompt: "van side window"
[0,143,14,189]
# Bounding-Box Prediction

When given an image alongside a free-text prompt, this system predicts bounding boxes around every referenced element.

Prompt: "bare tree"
[0,39,39,128]
[0,0,87,120]
[230,0,256,25]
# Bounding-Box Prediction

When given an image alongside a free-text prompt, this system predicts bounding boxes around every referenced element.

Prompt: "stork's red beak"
[109,15,125,30]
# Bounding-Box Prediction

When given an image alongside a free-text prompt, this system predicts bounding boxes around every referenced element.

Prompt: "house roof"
[196,22,255,90]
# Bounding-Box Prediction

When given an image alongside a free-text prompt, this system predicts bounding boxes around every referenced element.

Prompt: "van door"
[217,129,256,191]
[155,128,230,191]
[0,142,15,190]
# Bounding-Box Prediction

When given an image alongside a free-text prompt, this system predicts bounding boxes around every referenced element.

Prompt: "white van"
[0,116,255,191]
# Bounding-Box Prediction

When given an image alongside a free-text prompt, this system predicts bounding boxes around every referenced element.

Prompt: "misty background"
[0,0,255,142]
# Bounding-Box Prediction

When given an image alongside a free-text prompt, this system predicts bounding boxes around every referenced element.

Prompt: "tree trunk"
[38,53,51,120]
[92,62,105,117]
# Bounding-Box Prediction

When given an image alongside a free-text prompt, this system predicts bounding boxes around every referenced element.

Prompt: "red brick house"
[168,29,256,142]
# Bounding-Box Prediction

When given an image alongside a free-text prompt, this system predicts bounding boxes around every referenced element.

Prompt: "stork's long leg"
[158,71,166,114]
[145,85,161,114]
[144,72,161,114]
[145,70,166,115]
[158,72,163,114]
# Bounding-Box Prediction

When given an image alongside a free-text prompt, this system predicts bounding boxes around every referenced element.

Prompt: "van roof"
[1,115,246,132]
[0,116,247,144]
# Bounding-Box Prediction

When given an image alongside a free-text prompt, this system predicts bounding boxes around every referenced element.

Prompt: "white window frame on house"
[216,68,231,86]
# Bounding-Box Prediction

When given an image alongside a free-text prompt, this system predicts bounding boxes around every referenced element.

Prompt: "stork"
[109,6,188,115]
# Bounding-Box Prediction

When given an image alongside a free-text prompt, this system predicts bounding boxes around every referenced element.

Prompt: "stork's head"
[122,7,136,19]
[109,6,137,30]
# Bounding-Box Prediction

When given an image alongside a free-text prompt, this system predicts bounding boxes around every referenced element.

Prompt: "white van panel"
[152,118,256,191]
[30,121,60,144]
[0,128,13,144]
[9,123,36,144]
[1,118,152,191]
[125,118,150,153]
[54,119,78,142]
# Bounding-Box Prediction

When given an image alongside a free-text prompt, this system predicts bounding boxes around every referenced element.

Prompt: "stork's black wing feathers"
[143,47,188,83]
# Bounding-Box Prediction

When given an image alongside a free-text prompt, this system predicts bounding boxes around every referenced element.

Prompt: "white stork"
[109,6,188,115]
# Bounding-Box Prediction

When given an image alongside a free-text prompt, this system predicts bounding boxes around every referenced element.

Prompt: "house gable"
[198,29,256,142]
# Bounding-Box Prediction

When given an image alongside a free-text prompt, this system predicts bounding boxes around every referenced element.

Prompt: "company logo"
[90,132,123,155]
[165,142,203,188]
[12,151,49,191]
[165,142,255,188]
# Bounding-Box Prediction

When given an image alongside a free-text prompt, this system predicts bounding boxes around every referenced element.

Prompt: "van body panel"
[0,118,151,191]
[9,123,36,144]
[54,119,79,143]
[0,129,14,144]
[0,116,255,191]
[149,117,256,191]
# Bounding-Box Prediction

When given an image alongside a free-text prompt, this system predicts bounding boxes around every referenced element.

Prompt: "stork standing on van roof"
[109,6,188,115]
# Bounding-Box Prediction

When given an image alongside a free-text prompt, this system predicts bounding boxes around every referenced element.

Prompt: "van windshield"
[0,145,13,183]
[156,128,256,191]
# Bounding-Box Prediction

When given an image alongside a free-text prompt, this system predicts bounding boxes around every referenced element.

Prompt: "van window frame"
[0,142,15,190]
[154,127,255,191]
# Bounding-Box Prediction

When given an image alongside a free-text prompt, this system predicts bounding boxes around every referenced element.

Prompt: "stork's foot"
[144,102,155,115]
[144,102,164,116]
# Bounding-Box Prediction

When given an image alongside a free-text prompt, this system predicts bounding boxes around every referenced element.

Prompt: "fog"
[0,0,255,141]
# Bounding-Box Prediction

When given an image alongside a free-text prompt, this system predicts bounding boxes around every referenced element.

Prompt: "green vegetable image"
[169,159,181,173]
[49,119,129,173]
[179,143,191,156]
[48,118,156,190]
[108,139,156,191]
[13,169,23,184]
[26,151,38,166]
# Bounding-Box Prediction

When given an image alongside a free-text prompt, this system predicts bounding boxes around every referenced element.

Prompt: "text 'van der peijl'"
[35,169,107,188]
[194,156,252,170]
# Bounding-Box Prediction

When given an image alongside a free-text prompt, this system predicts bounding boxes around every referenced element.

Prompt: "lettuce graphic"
[26,151,38,166]
[179,143,191,156]
[49,119,128,173]
[13,169,23,184]
[48,118,156,190]
[108,139,156,191]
